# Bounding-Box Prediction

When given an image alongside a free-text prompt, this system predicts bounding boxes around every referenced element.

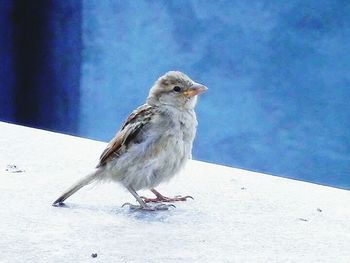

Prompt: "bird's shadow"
[119,207,177,222]
[53,202,178,223]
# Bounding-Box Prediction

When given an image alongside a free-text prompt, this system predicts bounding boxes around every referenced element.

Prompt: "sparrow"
[53,71,207,211]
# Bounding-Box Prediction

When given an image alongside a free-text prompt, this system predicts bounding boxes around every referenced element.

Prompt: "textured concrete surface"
[1,122,350,262]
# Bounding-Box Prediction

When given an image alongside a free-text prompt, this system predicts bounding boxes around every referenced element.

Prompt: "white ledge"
[0,121,349,262]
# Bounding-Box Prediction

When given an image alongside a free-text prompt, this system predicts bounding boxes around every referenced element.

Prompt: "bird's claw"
[122,202,175,211]
[122,202,134,208]
[155,203,176,210]
[175,195,194,200]
[141,195,194,203]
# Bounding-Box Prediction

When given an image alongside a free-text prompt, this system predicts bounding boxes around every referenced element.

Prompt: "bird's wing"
[96,104,155,168]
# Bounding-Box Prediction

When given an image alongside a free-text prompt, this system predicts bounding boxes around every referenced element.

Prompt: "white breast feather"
[105,107,197,191]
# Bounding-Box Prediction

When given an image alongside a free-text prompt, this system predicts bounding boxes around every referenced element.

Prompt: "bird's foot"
[122,202,175,211]
[140,195,194,203]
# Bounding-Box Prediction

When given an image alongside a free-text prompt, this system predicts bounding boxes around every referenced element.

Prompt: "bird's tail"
[52,169,101,206]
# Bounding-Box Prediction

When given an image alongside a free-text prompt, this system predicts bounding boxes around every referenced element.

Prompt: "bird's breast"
[147,108,197,176]
[107,107,198,190]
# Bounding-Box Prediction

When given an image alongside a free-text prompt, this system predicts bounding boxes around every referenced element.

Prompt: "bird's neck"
[146,97,197,111]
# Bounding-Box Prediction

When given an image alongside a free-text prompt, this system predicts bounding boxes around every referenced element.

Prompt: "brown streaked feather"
[96,104,155,168]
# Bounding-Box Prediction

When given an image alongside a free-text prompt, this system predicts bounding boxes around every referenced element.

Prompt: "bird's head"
[147,71,207,110]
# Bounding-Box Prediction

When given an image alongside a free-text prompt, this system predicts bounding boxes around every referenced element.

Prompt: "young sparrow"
[53,71,207,211]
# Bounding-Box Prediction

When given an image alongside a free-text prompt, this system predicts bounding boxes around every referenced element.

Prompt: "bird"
[52,71,207,211]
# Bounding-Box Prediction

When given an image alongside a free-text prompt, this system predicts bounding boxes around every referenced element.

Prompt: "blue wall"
[80,1,350,189]
[0,0,81,133]
[1,0,349,189]
[0,1,14,121]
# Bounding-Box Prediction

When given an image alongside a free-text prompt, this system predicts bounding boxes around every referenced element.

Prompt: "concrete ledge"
[1,121,349,262]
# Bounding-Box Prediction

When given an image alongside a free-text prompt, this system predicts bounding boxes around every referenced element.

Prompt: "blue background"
[1,1,349,189]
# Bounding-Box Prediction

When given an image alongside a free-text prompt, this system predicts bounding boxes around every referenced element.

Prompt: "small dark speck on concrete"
[298,218,308,222]
[317,208,322,212]
[6,164,25,173]
[91,253,97,258]
[241,187,246,190]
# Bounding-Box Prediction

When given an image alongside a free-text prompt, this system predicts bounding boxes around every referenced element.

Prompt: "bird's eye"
[173,86,182,92]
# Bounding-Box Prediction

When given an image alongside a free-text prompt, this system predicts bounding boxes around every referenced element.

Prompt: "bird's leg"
[141,188,194,203]
[122,186,174,211]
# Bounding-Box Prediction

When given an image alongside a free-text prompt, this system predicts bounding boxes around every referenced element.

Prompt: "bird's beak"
[184,83,208,97]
